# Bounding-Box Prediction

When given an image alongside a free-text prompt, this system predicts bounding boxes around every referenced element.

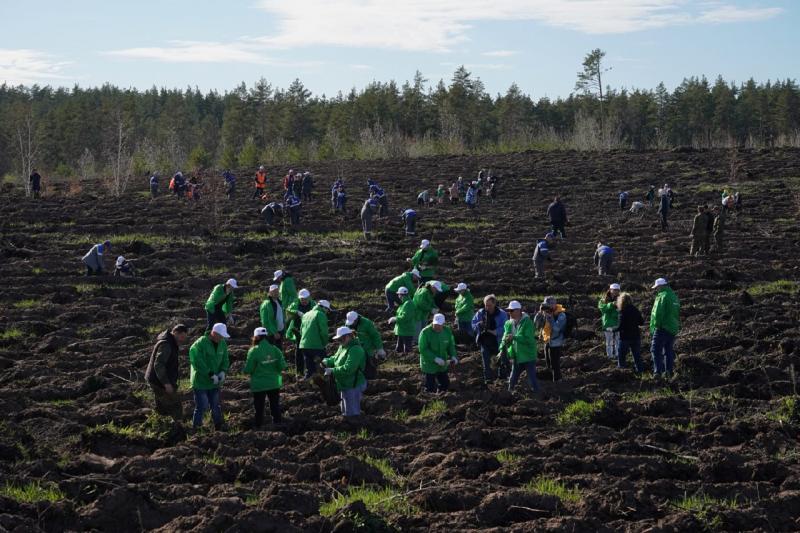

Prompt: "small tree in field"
[575,49,612,147]
[105,109,134,197]
[238,137,259,169]
[188,145,212,172]
[11,103,40,196]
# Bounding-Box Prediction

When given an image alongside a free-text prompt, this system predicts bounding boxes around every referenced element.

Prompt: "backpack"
[562,311,578,339]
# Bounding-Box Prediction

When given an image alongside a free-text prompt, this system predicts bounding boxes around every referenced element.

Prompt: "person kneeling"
[322,327,367,418]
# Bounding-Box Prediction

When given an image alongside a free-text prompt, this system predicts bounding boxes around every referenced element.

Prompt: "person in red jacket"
[253,166,267,199]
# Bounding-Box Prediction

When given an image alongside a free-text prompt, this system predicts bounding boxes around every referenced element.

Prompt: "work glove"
[211,375,220,385]
[434,357,446,366]
[324,367,334,376]
[388,317,397,325]
[376,349,387,358]
[217,371,226,384]
[297,311,304,317]
[227,315,236,325]
[451,357,459,365]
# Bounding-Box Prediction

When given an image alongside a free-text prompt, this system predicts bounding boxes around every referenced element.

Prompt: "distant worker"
[533,296,567,382]
[629,201,646,216]
[436,184,445,204]
[598,283,621,360]
[204,278,238,331]
[189,323,231,431]
[330,178,343,210]
[243,326,287,427]
[301,172,314,201]
[453,282,475,336]
[645,185,656,207]
[500,300,540,395]
[259,284,285,346]
[82,240,111,276]
[658,186,670,231]
[285,194,302,227]
[261,201,283,227]
[171,171,186,197]
[465,182,478,209]
[253,166,267,199]
[223,170,236,199]
[448,182,458,204]
[113,256,135,277]
[388,286,415,354]
[409,239,438,281]
[532,238,551,279]
[618,191,629,210]
[149,172,159,198]
[299,299,332,379]
[594,242,614,276]
[384,268,421,311]
[360,198,378,240]
[547,195,568,238]
[713,206,726,252]
[689,205,708,257]
[402,208,417,236]
[417,190,430,206]
[649,278,681,377]
[144,323,189,420]
[29,169,42,198]
[418,313,457,393]
[616,292,644,373]
[368,179,389,217]
[323,326,367,418]
[457,176,465,196]
[335,187,348,214]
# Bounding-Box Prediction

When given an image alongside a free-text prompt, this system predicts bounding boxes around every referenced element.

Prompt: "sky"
[1,0,798,100]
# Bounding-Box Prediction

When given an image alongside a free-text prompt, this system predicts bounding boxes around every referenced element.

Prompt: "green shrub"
[767,397,798,424]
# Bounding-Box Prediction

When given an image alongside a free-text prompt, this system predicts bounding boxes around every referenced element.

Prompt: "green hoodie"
[323,340,366,392]
[353,316,383,357]
[259,298,284,336]
[394,297,416,337]
[299,304,329,350]
[597,298,619,329]
[454,290,475,322]
[418,324,456,374]
[413,284,436,321]
[499,313,538,363]
[285,298,315,343]
[411,247,439,279]
[204,284,234,315]
[189,335,231,390]
[279,276,298,321]
[385,272,418,294]
[650,286,681,336]
[243,339,287,392]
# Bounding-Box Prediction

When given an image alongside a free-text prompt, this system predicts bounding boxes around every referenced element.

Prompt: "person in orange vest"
[253,166,267,199]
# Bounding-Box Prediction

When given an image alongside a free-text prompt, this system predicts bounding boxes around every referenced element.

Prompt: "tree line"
[1,52,799,189]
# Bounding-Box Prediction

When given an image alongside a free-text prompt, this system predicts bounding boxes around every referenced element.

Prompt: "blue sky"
[1,0,797,99]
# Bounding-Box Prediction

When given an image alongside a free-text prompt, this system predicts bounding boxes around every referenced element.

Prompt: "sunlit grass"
[0,481,64,503]
[525,476,581,503]
[0,327,24,340]
[556,399,605,426]
[419,400,447,419]
[14,298,43,309]
[748,280,800,297]
[319,485,417,518]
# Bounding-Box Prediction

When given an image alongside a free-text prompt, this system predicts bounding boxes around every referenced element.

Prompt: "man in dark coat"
[145,324,189,420]
[547,195,568,238]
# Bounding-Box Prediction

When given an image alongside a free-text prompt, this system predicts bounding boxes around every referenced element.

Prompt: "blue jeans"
[480,341,503,382]
[385,289,401,311]
[508,361,539,392]
[340,381,367,416]
[192,388,222,428]
[405,215,416,235]
[618,338,644,373]
[651,329,676,375]
[424,372,449,393]
[302,349,326,378]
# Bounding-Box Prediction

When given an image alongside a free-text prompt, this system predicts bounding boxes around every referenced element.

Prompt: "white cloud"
[349,64,373,70]
[103,41,270,64]
[482,50,519,57]
[0,49,73,85]
[255,0,782,51]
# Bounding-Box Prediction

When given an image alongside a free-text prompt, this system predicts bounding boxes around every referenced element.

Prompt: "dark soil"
[1,148,800,532]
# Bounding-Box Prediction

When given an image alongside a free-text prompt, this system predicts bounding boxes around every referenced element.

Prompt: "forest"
[2,57,799,185]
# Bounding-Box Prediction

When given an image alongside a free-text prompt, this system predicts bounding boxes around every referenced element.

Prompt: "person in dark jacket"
[616,292,644,372]
[261,201,283,227]
[29,169,42,198]
[149,173,159,198]
[470,294,509,386]
[547,195,568,238]
[618,191,629,210]
[402,208,418,236]
[301,172,314,201]
[82,241,111,275]
[223,170,236,199]
[172,171,187,197]
[144,324,189,420]
[658,187,670,231]
[361,198,378,239]
[286,194,302,227]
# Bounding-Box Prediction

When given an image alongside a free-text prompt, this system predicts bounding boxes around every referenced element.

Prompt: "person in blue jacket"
[285,194,302,227]
[593,242,614,276]
[368,179,389,217]
[618,191,629,210]
[471,294,509,386]
[402,208,417,236]
[223,170,236,199]
[149,172,159,198]
[532,239,551,279]
[465,182,478,209]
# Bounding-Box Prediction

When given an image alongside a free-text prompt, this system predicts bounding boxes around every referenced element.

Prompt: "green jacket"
[189,335,231,390]
[279,276,298,321]
[411,247,439,278]
[259,298,284,336]
[499,314,537,363]
[299,304,329,350]
[285,299,315,343]
[598,298,619,329]
[385,272,417,294]
[418,324,456,374]
[353,316,383,357]
[323,341,366,392]
[243,339,287,392]
[394,298,417,337]
[413,285,436,321]
[204,284,234,315]
[454,290,475,322]
[650,287,681,336]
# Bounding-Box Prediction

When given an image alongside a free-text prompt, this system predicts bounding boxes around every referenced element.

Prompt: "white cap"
[211,323,230,339]
[506,300,522,311]
[345,311,359,326]
[298,288,311,299]
[253,327,268,337]
[116,256,126,267]
[420,239,430,249]
[272,270,283,281]
[431,281,443,292]
[652,278,668,289]
[411,268,421,277]
[397,286,409,295]
[226,278,238,289]
[333,326,353,339]
[432,313,446,326]
[455,283,468,292]
[318,299,332,310]
[269,284,280,292]
[609,283,621,290]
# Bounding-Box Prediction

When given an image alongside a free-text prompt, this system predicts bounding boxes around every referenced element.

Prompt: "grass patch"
[63,232,197,247]
[674,421,698,432]
[525,475,581,503]
[356,428,372,440]
[358,455,404,485]
[1,481,65,503]
[0,328,24,341]
[74,283,98,294]
[390,409,409,423]
[419,400,447,419]
[243,290,268,305]
[622,388,676,402]
[319,485,417,518]
[440,220,495,230]
[13,298,43,309]
[496,449,522,465]
[31,267,45,275]
[43,398,75,407]
[671,492,741,514]
[205,453,225,465]
[748,280,800,297]
[87,413,175,440]
[245,493,260,505]
[556,399,605,426]
[194,264,230,277]
[767,396,798,424]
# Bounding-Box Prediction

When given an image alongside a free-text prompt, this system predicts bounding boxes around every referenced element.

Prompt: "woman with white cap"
[273,270,297,321]
[322,326,367,417]
[409,239,438,281]
[204,278,238,331]
[418,313,457,393]
[453,283,475,337]
[286,288,315,373]
[389,286,416,353]
[299,299,332,379]
[346,311,386,361]
[244,326,287,427]
[413,281,443,340]
[598,283,621,360]
[188,323,231,431]
[500,301,540,394]
[384,269,421,311]
[259,284,285,347]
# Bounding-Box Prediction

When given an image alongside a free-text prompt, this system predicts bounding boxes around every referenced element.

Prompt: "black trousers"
[544,345,562,382]
[253,389,281,426]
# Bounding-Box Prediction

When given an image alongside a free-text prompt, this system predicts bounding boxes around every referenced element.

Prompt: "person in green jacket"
[598,283,621,360]
[345,311,386,359]
[273,269,298,322]
[299,299,332,379]
[384,268,421,311]
[453,282,475,336]
[259,284,285,347]
[243,327,287,427]
[286,288,315,373]
[189,323,231,430]
[408,239,439,281]
[418,313,457,393]
[322,326,367,417]
[649,278,681,377]
[204,278,238,331]
[413,280,442,340]
[500,301,539,393]
[389,286,416,353]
